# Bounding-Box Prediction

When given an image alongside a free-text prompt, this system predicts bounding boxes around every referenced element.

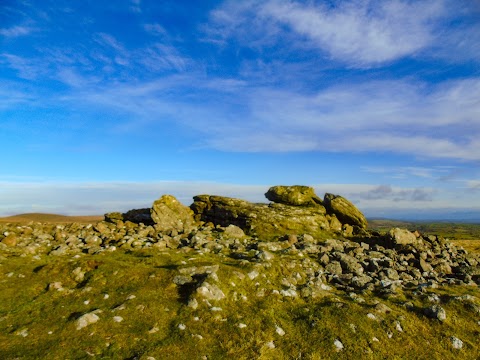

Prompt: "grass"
[369,219,480,241]
[0,213,103,224]
[1,247,480,359]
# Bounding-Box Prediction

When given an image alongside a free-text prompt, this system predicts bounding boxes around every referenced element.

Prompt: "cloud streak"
[0,180,471,217]
[206,0,476,67]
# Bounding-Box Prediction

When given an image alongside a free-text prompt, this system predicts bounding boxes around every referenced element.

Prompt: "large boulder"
[151,195,196,233]
[265,185,323,207]
[191,195,330,239]
[104,208,154,225]
[323,193,367,229]
[387,228,417,248]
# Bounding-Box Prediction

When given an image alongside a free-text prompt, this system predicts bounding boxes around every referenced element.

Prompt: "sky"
[1,0,480,220]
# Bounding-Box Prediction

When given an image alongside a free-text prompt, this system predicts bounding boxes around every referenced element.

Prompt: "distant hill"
[0,213,103,224]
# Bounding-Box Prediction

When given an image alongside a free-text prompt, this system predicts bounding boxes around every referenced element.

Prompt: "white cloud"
[144,23,167,36]
[361,166,454,179]
[263,0,444,66]
[206,0,480,66]
[1,53,45,80]
[0,25,34,37]
[1,180,476,217]
[467,180,480,191]
[207,0,450,67]
[0,181,268,216]
[50,72,480,161]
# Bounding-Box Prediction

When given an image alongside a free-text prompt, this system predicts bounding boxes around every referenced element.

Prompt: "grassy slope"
[0,213,103,224]
[1,249,479,359]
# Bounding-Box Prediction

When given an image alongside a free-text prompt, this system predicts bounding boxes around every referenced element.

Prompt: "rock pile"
[1,185,479,297]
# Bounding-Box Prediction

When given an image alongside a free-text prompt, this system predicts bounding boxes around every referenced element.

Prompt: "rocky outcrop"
[323,193,368,229]
[191,195,330,239]
[191,186,367,237]
[265,185,323,207]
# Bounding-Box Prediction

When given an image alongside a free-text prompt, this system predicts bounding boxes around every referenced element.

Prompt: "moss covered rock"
[151,195,196,233]
[191,194,330,239]
[265,185,323,207]
[323,193,368,229]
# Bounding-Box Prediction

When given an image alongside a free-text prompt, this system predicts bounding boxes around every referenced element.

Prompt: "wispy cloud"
[46,71,480,161]
[130,0,142,13]
[0,25,35,37]
[144,23,167,36]
[467,180,480,191]
[0,180,467,217]
[206,0,479,67]
[361,166,456,180]
[0,181,268,216]
[1,53,45,80]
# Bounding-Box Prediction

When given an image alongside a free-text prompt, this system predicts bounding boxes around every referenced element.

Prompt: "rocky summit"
[1,185,480,359]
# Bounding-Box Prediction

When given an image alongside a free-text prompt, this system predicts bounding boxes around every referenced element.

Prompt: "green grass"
[1,248,480,359]
[369,220,480,241]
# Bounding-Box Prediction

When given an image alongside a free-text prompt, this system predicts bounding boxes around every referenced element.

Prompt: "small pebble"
[178,323,186,330]
[113,316,123,323]
[265,341,275,349]
[275,325,285,336]
[450,336,463,349]
[334,339,344,351]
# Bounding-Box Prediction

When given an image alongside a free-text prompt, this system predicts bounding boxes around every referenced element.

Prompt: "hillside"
[0,213,103,224]
[1,187,480,359]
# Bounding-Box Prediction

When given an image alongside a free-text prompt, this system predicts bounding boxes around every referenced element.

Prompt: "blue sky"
[1,0,480,220]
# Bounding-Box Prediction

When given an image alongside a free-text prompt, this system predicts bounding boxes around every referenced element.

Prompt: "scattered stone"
[223,225,245,238]
[395,321,403,332]
[424,305,447,322]
[387,228,417,247]
[15,328,28,337]
[178,323,186,330]
[333,339,344,351]
[238,323,247,329]
[72,267,85,282]
[275,325,285,336]
[48,282,64,291]
[76,311,100,330]
[265,341,276,349]
[450,336,463,349]
[1,234,17,247]
[196,282,225,301]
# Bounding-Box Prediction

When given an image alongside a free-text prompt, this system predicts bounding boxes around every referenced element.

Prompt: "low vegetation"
[1,187,479,359]
[1,247,479,359]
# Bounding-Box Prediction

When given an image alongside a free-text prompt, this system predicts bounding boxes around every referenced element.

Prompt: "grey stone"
[151,195,196,233]
[265,185,323,207]
[323,193,367,228]
[450,336,463,349]
[424,305,447,321]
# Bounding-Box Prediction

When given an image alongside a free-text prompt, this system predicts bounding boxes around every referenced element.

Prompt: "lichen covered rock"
[191,195,329,239]
[265,185,323,207]
[323,193,367,229]
[151,195,196,233]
